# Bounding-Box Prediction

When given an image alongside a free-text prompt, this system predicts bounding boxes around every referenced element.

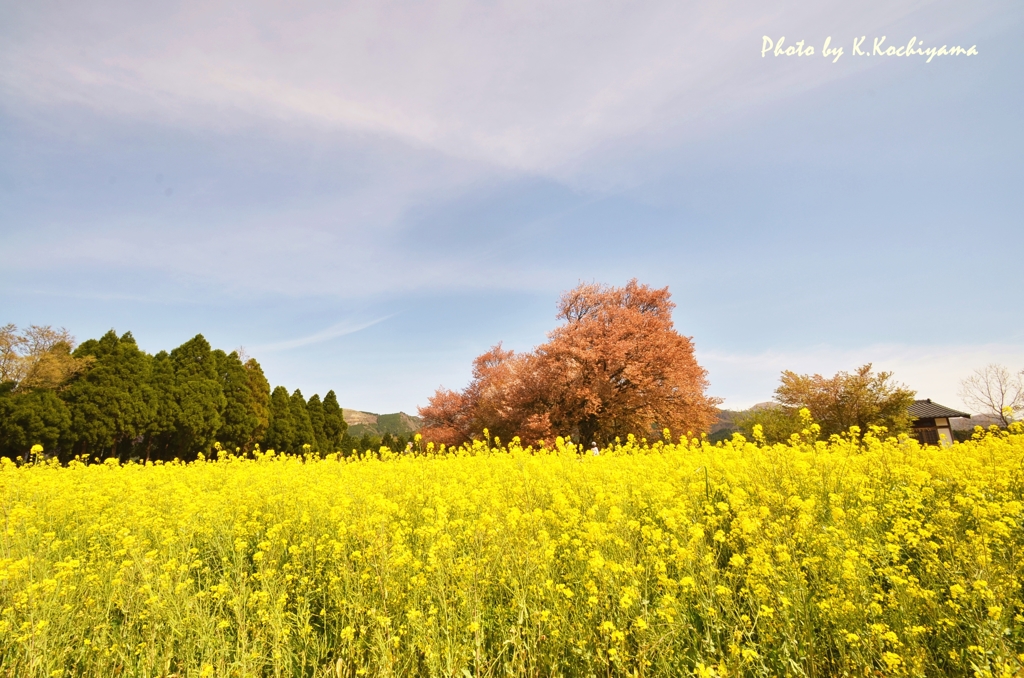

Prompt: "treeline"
[0,324,380,462]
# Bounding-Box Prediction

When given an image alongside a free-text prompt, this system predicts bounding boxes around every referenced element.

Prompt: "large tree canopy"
[773,364,916,438]
[1,324,92,389]
[420,280,720,445]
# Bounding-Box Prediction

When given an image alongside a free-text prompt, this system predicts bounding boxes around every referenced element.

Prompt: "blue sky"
[2,0,1021,414]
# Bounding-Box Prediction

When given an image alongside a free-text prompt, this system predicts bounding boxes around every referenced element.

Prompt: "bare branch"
[959,364,1024,426]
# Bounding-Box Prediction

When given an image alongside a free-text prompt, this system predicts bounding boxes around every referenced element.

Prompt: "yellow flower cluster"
[1,428,1023,677]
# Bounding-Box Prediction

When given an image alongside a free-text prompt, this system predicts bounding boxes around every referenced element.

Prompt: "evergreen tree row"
[0,328,348,462]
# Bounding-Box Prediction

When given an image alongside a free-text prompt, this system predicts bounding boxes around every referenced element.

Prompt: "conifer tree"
[144,351,181,461]
[169,335,225,458]
[64,331,153,459]
[0,385,71,459]
[322,390,348,452]
[213,350,262,454]
[289,389,316,453]
[263,386,296,453]
[0,324,357,461]
[244,358,271,447]
[306,394,326,454]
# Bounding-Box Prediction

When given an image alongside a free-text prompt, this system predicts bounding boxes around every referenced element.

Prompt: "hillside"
[342,409,423,438]
[710,402,775,441]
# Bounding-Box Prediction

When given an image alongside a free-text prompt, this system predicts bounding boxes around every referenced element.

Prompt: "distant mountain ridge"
[711,402,775,437]
[342,409,422,438]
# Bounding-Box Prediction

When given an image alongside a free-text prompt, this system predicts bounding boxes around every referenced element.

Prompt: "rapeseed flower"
[0,428,1022,675]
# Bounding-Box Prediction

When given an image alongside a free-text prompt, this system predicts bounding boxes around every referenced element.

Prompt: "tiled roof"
[908,399,971,420]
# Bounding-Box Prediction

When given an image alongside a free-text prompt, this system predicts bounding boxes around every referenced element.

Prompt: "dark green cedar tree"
[144,351,181,461]
[306,393,326,454]
[213,350,262,454]
[322,390,348,452]
[0,384,71,459]
[64,331,153,460]
[263,385,296,453]
[169,335,226,459]
[289,389,316,453]
[244,358,271,448]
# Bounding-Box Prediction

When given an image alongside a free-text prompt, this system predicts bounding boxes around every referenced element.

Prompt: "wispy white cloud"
[1,0,1015,415]
[252,315,394,352]
[0,0,988,177]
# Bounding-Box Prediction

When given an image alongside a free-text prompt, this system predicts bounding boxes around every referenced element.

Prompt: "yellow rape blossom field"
[2,427,1024,677]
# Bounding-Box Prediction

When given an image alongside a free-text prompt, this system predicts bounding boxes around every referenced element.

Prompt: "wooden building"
[908,399,970,447]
